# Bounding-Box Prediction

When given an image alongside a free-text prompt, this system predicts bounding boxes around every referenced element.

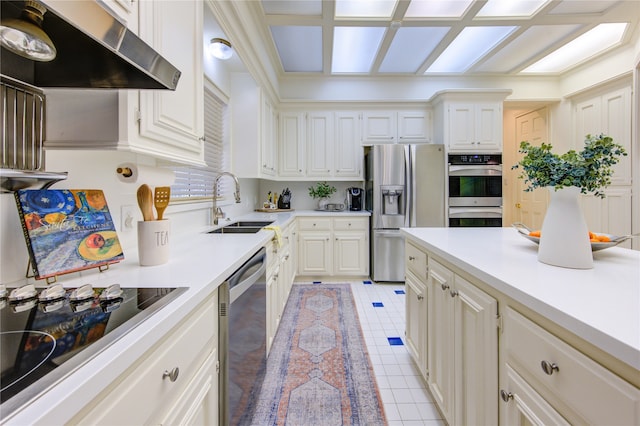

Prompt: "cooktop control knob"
[38,283,66,302]
[99,284,123,301]
[69,284,95,302]
[8,284,38,302]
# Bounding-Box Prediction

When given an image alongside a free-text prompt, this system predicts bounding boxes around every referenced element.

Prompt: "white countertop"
[401,227,640,371]
[4,210,369,425]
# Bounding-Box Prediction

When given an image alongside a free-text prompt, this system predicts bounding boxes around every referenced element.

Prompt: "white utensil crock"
[137,220,170,266]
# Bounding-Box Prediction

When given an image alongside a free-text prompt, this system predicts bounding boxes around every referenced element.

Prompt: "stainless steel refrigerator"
[365,144,445,282]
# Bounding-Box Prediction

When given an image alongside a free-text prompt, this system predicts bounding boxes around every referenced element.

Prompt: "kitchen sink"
[207,220,274,234]
[208,227,263,234]
[225,221,274,227]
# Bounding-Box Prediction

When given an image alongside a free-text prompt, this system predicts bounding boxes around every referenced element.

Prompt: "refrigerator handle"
[405,145,413,227]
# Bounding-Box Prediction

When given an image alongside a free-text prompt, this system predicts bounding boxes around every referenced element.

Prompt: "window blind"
[170,87,229,201]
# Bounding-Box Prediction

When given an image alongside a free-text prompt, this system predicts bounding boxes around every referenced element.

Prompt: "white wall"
[258,180,364,211]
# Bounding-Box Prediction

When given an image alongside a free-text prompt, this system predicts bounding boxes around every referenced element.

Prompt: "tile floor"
[351,280,446,426]
[300,280,446,426]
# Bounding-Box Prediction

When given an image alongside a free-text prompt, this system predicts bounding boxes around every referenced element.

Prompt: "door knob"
[515,203,521,208]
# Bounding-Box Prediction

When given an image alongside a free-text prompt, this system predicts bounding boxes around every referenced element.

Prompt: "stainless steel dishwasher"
[218,247,267,426]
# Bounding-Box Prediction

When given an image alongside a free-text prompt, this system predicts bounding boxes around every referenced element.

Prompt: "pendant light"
[0,0,56,62]
[209,38,233,60]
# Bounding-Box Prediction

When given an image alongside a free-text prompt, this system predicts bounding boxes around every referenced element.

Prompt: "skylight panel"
[261,0,322,15]
[476,0,551,18]
[475,24,580,72]
[332,27,386,73]
[404,0,473,18]
[522,23,627,73]
[335,0,398,18]
[379,27,450,72]
[426,26,517,73]
[270,26,323,72]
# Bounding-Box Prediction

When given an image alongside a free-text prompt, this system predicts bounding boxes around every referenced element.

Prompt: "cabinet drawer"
[76,299,217,425]
[298,217,332,231]
[504,307,640,425]
[333,217,367,231]
[406,242,428,280]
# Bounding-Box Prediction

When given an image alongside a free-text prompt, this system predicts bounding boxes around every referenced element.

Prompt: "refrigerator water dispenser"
[381,186,404,215]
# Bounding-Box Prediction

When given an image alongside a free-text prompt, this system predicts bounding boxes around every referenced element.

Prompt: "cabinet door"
[334,231,367,275]
[335,112,362,177]
[427,260,455,423]
[453,275,499,426]
[580,187,632,248]
[398,111,431,143]
[448,104,476,151]
[405,271,427,379]
[307,112,333,176]
[362,111,396,144]
[266,266,280,351]
[279,112,305,177]
[138,0,204,163]
[500,364,570,426]
[601,86,632,185]
[262,97,277,176]
[158,351,219,426]
[298,232,332,275]
[475,103,502,151]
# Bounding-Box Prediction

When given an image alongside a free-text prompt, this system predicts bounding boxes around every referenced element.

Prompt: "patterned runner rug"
[251,283,386,426]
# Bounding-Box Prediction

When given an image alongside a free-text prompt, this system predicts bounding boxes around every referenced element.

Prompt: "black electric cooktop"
[0,283,186,418]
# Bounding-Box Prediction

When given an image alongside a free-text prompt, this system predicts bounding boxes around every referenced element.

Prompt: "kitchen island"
[401,227,639,425]
[1,210,368,425]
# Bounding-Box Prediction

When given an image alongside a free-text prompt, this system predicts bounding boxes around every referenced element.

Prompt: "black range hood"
[1,0,181,90]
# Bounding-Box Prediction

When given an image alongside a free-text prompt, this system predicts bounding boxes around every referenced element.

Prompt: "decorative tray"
[512,222,632,252]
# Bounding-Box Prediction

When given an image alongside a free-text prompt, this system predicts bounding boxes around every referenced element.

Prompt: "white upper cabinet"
[306,112,333,177]
[136,0,204,163]
[45,0,205,166]
[362,111,397,144]
[231,74,277,178]
[432,91,510,153]
[334,112,362,177]
[362,110,432,144]
[279,112,306,177]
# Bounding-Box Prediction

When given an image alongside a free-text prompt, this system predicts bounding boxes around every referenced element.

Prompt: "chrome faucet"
[213,172,241,225]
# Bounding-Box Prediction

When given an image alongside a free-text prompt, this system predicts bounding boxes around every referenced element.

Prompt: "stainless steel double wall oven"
[447,153,503,227]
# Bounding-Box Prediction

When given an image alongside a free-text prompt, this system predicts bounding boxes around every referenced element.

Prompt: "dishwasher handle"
[228,247,266,303]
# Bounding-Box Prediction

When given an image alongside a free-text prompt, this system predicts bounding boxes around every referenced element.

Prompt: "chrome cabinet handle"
[541,360,559,375]
[417,295,424,301]
[450,289,458,298]
[500,389,513,402]
[163,367,179,382]
[408,256,415,261]
[441,283,449,291]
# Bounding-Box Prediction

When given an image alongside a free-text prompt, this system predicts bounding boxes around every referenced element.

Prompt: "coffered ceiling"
[251,0,639,77]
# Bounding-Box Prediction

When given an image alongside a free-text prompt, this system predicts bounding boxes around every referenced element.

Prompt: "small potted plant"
[308,181,337,210]
[513,134,626,269]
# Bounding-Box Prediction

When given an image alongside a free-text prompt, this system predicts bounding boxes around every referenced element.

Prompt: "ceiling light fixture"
[0,0,56,61]
[209,38,233,60]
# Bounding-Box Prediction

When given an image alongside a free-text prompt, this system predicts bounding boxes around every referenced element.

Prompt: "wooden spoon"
[154,186,171,220]
[137,184,155,221]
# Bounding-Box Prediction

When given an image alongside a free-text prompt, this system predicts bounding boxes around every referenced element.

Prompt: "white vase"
[538,186,593,269]
[318,197,329,210]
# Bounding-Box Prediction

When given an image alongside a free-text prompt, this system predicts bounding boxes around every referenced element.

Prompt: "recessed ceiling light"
[522,23,627,73]
[332,27,386,73]
[426,26,517,73]
[335,0,398,18]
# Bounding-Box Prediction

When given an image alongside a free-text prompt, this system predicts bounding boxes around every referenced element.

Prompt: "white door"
[514,108,549,230]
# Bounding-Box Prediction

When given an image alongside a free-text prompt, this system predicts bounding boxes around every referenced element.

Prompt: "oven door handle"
[448,165,502,176]
[449,207,502,218]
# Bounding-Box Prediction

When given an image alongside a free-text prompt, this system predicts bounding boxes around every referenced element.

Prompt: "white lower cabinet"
[297,216,369,277]
[71,294,218,425]
[500,307,640,425]
[423,258,498,425]
[266,221,295,353]
[405,270,427,378]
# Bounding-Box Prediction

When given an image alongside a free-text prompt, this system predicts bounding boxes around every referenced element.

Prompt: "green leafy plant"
[513,134,626,198]
[308,181,337,199]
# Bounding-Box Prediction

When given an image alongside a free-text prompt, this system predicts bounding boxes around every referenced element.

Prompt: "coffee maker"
[346,187,363,211]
